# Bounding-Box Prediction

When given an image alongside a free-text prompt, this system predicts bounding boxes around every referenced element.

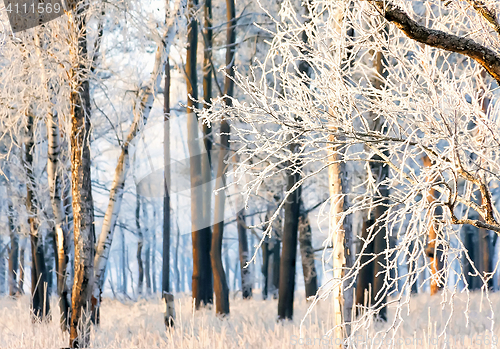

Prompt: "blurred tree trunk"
[163,53,173,321]
[120,227,127,296]
[262,208,281,301]
[136,194,144,295]
[8,202,19,296]
[152,219,157,294]
[356,217,374,311]
[44,228,56,295]
[237,209,252,299]
[68,4,96,345]
[143,201,151,294]
[19,238,25,294]
[355,44,389,321]
[278,157,301,320]
[298,208,317,299]
[25,112,51,322]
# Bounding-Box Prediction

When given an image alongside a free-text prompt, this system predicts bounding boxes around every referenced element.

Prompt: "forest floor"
[0,290,499,348]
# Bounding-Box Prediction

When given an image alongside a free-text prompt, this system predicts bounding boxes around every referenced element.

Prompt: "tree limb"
[370,0,500,83]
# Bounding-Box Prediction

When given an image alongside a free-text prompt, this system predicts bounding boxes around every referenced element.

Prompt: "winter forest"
[1,0,500,347]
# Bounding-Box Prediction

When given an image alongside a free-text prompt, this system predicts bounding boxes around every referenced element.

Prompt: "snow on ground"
[0,290,499,348]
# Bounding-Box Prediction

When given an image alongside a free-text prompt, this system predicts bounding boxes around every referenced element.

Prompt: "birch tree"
[92,0,181,318]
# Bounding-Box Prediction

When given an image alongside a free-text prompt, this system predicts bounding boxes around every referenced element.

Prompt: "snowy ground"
[0,290,499,348]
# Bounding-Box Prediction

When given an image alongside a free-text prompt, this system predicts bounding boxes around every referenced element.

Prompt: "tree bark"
[277,160,301,320]
[210,0,236,315]
[24,112,51,322]
[34,28,72,330]
[136,194,144,295]
[237,209,252,299]
[368,0,500,83]
[19,238,25,294]
[143,201,152,295]
[68,6,96,345]
[187,0,213,309]
[298,208,317,299]
[7,202,19,296]
[163,52,171,306]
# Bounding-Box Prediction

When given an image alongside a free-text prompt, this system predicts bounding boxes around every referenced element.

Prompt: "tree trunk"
[422,155,444,295]
[68,6,96,346]
[120,227,127,295]
[44,227,56,295]
[24,112,51,322]
[237,209,252,299]
[298,209,317,299]
[187,0,213,309]
[210,0,236,314]
[136,194,144,295]
[143,201,152,295]
[19,238,25,294]
[152,211,157,293]
[277,160,301,320]
[163,54,171,300]
[34,29,72,330]
[356,217,375,311]
[92,2,180,318]
[8,203,19,296]
[174,218,181,293]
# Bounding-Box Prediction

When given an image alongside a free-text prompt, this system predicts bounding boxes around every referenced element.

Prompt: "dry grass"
[0,290,499,348]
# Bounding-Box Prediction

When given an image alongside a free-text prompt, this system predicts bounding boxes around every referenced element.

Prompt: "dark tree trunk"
[186,0,213,309]
[277,167,301,320]
[45,226,56,295]
[261,242,269,300]
[136,194,144,295]
[355,217,375,313]
[370,156,389,321]
[298,210,317,299]
[163,55,172,298]
[210,0,236,313]
[69,3,96,344]
[24,112,51,322]
[8,203,19,296]
[19,239,25,294]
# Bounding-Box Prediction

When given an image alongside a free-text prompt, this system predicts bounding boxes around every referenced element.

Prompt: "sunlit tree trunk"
[422,155,444,295]
[68,5,96,345]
